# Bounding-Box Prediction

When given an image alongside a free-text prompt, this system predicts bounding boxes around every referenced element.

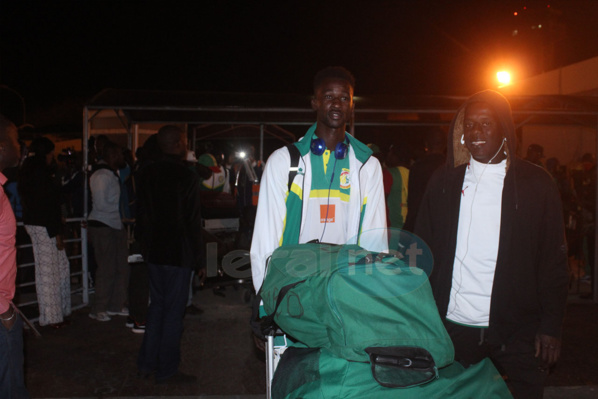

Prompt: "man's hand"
[0,308,16,330]
[535,334,561,366]
[196,267,207,285]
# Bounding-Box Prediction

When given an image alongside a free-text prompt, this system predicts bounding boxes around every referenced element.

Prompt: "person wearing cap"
[0,114,30,398]
[18,136,72,329]
[196,152,231,194]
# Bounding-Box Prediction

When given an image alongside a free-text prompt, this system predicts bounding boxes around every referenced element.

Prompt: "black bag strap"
[250,292,267,338]
[260,280,305,335]
[286,144,301,192]
[250,279,306,339]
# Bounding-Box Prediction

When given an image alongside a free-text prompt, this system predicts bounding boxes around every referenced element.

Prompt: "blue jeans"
[0,314,30,399]
[137,263,191,380]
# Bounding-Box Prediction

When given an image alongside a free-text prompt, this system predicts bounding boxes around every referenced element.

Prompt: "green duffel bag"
[272,347,512,399]
[261,243,454,387]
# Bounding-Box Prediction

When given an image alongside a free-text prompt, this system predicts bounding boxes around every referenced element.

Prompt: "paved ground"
[22,279,598,398]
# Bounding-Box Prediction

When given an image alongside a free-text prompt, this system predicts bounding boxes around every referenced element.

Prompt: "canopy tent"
[83,88,598,300]
[84,89,598,156]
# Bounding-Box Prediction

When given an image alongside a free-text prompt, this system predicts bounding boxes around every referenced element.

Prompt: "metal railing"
[14,217,89,322]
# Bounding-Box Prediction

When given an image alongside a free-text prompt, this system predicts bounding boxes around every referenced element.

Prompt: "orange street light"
[497,71,511,86]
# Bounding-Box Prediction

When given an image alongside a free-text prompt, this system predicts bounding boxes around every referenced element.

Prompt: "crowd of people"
[0,66,592,397]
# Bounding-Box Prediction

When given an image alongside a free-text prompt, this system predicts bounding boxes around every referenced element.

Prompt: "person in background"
[92,134,110,165]
[367,142,392,227]
[385,144,410,230]
[415,90,568,398]
[524,144,544,168]
[58,148,85,218]
[18,137,71,329]
[136,125,204,385]
[125,137,163,334]
[197,151,231,194]
[0,114,30,398]
[119,147,135,221]
[88,141,130,322]
[575,153,596,295]
[403,128,446,232]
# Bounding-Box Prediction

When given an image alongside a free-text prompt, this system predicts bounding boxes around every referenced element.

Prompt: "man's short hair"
[157,125,184,153]
[313,66,355,92]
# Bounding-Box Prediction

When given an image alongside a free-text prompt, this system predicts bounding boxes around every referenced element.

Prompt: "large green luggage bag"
[261,243,454,385]
[272,347,512,399]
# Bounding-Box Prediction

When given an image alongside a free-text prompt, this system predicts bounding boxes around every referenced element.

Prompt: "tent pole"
[83,108,89,218]
[594,115,598,303]
[260,124,264,163]
[192,126,197,153]
[82,107,90,305]
[127,124,132,151]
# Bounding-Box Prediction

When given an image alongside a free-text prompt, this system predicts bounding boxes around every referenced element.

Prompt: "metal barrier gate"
[14,218,89,322]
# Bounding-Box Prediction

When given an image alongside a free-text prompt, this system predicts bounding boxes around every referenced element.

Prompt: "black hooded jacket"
[136,154,203,269]
[18,156,63,237]
[415,90,568,344]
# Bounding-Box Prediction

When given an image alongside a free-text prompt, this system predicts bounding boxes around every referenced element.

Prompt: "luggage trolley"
[254,284,292,399]
[254,309,288,399]
[265,332,290,399]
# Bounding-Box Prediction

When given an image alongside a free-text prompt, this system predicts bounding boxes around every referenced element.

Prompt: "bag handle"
[261,280,306,336]
[250,279,306,339]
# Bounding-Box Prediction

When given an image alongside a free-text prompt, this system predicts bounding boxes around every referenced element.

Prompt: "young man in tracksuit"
[250,67,387,293]
[250,68,388,378]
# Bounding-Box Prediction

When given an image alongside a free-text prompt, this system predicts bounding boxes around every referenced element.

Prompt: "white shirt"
[446,157,506,327]
[89,166,123,230]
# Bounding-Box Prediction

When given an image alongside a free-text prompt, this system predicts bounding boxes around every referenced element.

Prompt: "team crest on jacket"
[340,168,350,189]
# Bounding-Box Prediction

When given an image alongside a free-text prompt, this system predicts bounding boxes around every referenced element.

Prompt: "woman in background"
[18,137,71,328]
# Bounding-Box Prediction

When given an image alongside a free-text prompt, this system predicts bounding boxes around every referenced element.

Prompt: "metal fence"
[14,217,89,322]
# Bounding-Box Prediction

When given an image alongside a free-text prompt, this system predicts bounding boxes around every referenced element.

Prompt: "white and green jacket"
[250,124,388,292]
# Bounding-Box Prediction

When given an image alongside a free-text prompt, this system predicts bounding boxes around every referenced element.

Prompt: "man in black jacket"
[415,90,568,399]
[136,125,203,385]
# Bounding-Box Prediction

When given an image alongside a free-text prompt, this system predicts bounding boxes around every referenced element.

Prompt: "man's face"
[0,125,20,169]
[311,78,354,130]
[463,102,505,164]
[527,149,542,163]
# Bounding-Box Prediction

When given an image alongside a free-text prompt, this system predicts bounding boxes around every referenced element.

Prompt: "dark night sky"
[1,0,598,128]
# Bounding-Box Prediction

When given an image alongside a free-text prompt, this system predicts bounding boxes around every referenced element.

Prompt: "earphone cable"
[319,156,337,243]
[447,138,506,319]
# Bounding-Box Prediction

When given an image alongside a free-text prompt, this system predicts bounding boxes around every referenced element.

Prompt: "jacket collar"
[295,122,373,164]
